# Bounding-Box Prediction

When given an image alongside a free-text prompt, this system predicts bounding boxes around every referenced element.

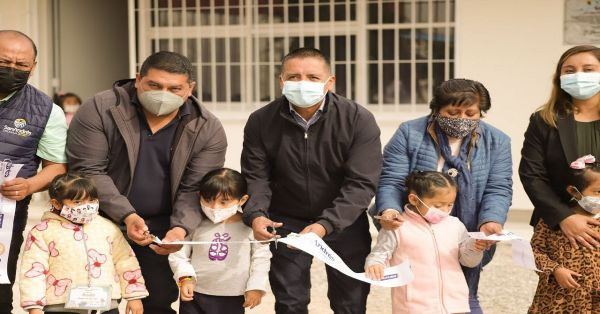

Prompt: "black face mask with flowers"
[436,115,479,138]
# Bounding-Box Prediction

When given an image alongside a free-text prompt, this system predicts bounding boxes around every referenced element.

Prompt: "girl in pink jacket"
[366,171,489,313]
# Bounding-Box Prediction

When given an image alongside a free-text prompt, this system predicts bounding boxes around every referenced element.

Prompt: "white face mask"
[201,203,240,224]
[560,72,600,100]
[573,187,600,215]
[413,195,450,224]
[282,78,330,108]
[138,90,185,116]
[62,104,79,113]
[59,202,99,224]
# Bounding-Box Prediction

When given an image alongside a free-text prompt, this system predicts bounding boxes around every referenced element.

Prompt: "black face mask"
[0,66,30,95]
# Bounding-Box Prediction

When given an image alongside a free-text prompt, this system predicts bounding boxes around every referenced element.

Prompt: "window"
[133,0,455,112]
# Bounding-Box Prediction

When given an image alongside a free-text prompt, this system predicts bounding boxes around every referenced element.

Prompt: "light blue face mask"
[282,77,331,108]
[560,72,600,100]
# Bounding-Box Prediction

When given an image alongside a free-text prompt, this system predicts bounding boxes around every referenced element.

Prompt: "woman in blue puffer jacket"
[370,78,513,314]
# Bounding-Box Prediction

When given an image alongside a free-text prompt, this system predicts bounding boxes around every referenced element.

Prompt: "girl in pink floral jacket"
[19,173,148,313]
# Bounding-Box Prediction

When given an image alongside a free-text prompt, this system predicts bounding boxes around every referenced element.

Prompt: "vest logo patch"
[3,118,32,137]
[14,118,26,128]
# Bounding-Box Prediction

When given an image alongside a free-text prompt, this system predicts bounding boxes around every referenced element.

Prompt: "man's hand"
[123,213,153,246]
[299,223,327,238]
[365,264,385,281]
[150,227,185,255]
[179,279,195,301]
[243,290,263,309]
[559,214,600,249]
[251,216,283,241]
[378,209,404,230]
[553,267,581,289]
[1,177,31,201]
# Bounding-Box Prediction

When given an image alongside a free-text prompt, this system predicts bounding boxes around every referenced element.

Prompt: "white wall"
[0,0,52,95]
[221,0,580,211]
[57,0,129,100]
[0,0,587,211]
[456,0,578,210]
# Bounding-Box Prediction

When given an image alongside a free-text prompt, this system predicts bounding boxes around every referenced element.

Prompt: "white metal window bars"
[131,0,454,114]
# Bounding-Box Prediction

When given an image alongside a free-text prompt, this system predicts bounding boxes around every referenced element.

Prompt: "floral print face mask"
[436,115,479,138]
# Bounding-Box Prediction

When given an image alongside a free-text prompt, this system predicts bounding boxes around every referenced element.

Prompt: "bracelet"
[178,276,193,286]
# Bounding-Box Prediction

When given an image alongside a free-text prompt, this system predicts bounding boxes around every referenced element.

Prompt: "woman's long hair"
[539,45,600,128]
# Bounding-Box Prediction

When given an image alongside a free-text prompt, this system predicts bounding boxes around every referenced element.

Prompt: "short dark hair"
[405,170,457,199]
[429,78,491,114]
[281,47,330,71]
[48,173,98,203]
[139,51,194,81]
[198,168,247,202]
[0,30,37,59]
[58,92,82,108]
[569,162,600,192]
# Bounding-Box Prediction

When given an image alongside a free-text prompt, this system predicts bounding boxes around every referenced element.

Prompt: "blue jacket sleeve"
[478,133,513,227]
[374,125,411,214]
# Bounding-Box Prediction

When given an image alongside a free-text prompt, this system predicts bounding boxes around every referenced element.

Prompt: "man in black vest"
[0,30,68,313]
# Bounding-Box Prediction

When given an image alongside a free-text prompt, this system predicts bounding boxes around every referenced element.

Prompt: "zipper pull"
[304,132,308,139]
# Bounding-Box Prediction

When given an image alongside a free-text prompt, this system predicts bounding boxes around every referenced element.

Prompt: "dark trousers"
[269,212,371,314]
[129,229,179,314]
[462,244,496,314]
[0,199,29,314]
[179,292,245,314]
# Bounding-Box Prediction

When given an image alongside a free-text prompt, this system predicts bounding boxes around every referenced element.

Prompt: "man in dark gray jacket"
[242,48,382,314]
[67,51,227,313]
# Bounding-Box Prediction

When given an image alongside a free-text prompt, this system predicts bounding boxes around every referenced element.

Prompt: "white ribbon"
[279,233,413,287]
[154,237,275,245]
[159,232,414,287]
[0,162,23,284]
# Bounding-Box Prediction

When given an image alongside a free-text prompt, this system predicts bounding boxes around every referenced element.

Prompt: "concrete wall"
[0,0,52,94]
[57,0,129,100]
[220,0,581,211]
[1,0,589,211]
[456,0,577,209]
[0,0,128,101]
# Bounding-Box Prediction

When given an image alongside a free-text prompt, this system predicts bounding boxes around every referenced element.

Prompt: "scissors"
[143,230,163,246]
[267,222,280,249]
